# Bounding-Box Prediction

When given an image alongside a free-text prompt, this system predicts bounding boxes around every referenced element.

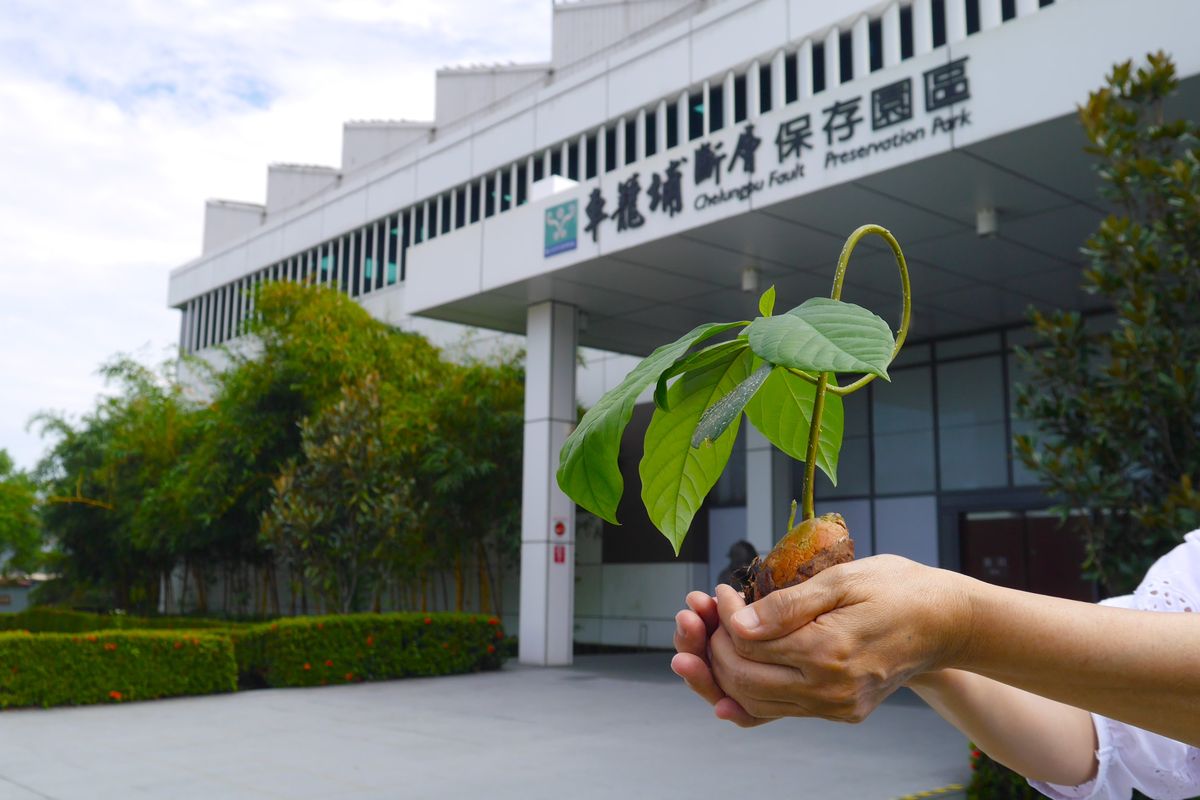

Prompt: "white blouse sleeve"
[1029,531,1200,800]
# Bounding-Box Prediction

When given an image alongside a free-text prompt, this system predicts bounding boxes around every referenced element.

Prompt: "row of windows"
[183,0,1053,352]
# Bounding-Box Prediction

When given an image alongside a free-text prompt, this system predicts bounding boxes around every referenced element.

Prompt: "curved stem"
[801,224,912,521]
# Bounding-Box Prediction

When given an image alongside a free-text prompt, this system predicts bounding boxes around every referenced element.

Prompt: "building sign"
[548,56,972,253]
[544,199,578,257]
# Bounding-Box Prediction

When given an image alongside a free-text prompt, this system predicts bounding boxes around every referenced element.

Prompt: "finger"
[685,590,720,635]
[713,696,774,728]
[730,564,847,640]
[673,609,709,659]
[714,583,747,631]
[670,652,726,706]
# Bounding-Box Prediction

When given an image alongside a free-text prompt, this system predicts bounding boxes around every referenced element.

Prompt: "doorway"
[959,511,1096,601]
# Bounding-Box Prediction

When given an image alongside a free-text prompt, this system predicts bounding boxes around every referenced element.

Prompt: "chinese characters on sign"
[544,58,970,254]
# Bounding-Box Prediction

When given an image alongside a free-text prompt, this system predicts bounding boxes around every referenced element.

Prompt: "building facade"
[169,0,1200,664]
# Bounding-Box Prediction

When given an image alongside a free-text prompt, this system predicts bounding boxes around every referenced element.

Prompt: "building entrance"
[958,511,1095,602]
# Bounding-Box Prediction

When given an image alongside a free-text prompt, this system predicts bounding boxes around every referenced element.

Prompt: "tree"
[0,449,42,575]
[1015,52,1200,595]
[262,376,423,613]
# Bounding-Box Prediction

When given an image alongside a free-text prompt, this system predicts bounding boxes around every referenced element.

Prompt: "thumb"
[730,570,844,639]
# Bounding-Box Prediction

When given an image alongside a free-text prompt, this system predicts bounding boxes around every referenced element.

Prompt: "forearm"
[908,669,1097,785]
[950,574,1200,747]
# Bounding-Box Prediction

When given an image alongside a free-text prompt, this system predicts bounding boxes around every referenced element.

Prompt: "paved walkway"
[0,653,969,800]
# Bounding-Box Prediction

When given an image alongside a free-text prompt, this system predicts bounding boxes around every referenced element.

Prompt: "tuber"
[741,512,854,603]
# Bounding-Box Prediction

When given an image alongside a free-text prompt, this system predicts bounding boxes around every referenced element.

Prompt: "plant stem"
[801,224,912,521]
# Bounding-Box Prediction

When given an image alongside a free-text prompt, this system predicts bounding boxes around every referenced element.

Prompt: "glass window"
[666,104,679,149]
[441,194,451,232]
[900,5,914,59]
[938,332,1001,359]
[484,177,495,217]
[812,43,826,93]
[568,142,580,180]
[688,91,703,140]
[624,118,636,164]
[709,83,724,132]
[586,133,599,177]
[414,205,425,243]
[349,231,362,297]
[839,31,852,84]
[643,114,657,158]
[1002,0,1016,20]
[869,18,883,71]
[427,200,438,240]
[550,149,562,178]
[966,0,980,34]
[455,187,467,226]
[712,424,747,506]
[533,154,545,182]
[785,52,798,103]
[500,172,512,212]
[932,0,947,47]
[469,183,481,224]
[937,356,1008,490]
[874,495,938,565]
[891,341,932,368]
[813,388,871,499]
[1007,351,1041,486]
[733,74,747,122]
[604,126,617,171]
[873,366,936,493]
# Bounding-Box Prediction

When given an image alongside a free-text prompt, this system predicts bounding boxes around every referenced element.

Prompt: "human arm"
[717,554,1200,747]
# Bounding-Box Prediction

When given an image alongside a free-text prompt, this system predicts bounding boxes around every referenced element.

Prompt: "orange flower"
[103,643,117,652]
[174,641,183,649]
[495,630,504,640]
[423,617,432,625]
[344,672,353,681]
[487,617,500,626]
[303,663,311,671]
[324,659,333,667]
[442,643,450,649]
[365,636,374,647]
[87,635,97,642]
[109,690,122,701]
[317,622,324,630]
[487,645,496,654]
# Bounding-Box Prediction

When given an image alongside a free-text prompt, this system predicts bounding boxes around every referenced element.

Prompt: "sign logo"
[544,200,578,257]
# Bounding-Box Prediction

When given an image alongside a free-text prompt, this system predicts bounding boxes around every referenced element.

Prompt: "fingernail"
[733,608,760,631]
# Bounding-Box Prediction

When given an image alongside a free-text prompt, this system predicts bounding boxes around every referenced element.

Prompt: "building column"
[745,426,792,555]
[519,301,578,666]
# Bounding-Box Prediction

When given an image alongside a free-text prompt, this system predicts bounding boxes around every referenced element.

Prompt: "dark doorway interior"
[959,511,1096,601]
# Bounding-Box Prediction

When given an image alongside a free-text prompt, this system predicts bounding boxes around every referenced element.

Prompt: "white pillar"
[635,108,646,161]
[655,100,668,153]
[980,0,1002,30]
[519,301,579,666]
[701,81,711,135]
[615,116,626,167]
[676,92,689,142]
[745,426,792,555]
[722,71,735,128]
[852,15,870,79]
[1015,0,1038,17]
[945,0,967,44]
[747,60,761,119]
[798,39,814,99]
[913,0,934,55]
[882,3,901,67]
[596,124,607,173]
[824,28,840,87]
[771,50,786,109]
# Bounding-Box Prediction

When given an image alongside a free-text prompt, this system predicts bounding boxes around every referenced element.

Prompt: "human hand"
[670,590,771,727]
[709,555,971,723]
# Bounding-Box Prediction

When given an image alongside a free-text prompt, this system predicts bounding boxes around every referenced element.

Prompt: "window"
[733,73,747,122]
[605,125,617,170]
[386,215,399,286]
[624,118,636,164]
[839,31,853,84]
[709,82,724,132]
[665,106,679,149]
[349,231,362,296]
[1002,0,1017,19]
[500,170,512,211]
[900,5,914,59]
[567,142,580,180]
[938,356,1008,490]
[966,0,981,33]
[484,176,495,217]
[399,210,410,281]
[643,114,657,158]
[932,0,947,47]
[414,206,425,243]
[455,187,467,226]
[758,62,772,113]
[869,18,883,70]
[688,90,703,140]
[550,149,562,177]
[785,52,799,102]
[813,389,871,499]
[873,366,936,493]
[533,153,545,182]
[441,194,451,233]
[469,182,481,224]
[812,43,826,93]
[586,132,598,177]
[427,200,438,240]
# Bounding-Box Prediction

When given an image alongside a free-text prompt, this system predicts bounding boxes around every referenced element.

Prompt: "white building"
[169,0,1200,665]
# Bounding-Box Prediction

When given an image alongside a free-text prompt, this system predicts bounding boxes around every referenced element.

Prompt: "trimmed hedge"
[234,612,506,688]
[0,607,234,634]
[0,630,237,708]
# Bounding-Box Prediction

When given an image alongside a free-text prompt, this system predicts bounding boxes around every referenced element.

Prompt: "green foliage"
[0,607,235,633]
[233,612,506,688]
[0,630,236,708]
[263,376,421,613]
[0,450,41,574]
[641,349,753,553]
[967,746,1040,800]
[745,366,844,484]
[744,298,894,378]
[1015,53,1200,594]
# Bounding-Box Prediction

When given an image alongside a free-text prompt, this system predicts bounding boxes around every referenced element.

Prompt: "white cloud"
[0,0,550,469]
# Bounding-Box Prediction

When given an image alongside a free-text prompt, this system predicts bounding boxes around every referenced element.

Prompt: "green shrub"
[0,630,237,708]
[235,612,506,688]
[968,746,1040,800]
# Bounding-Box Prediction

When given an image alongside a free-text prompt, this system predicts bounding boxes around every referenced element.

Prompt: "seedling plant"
[556,225,912,596]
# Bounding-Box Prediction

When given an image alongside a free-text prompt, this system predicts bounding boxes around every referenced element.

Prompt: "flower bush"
[0,630,236,708]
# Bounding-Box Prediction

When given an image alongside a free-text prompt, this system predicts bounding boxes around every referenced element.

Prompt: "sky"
[0,0,551,470]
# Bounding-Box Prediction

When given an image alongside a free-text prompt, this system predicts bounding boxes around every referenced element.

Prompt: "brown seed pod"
[742,512,854,603]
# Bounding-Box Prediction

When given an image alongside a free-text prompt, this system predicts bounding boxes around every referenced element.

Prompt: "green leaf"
[557,321,747,524]
[640,349,753,554]
[690,363,772,448]
[758,285,776,317]
[654,339,749,411]
[746,297,894,378]
[745,366,844,484]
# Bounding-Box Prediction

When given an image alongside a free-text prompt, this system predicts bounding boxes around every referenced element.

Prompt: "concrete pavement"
[0,653,969,799]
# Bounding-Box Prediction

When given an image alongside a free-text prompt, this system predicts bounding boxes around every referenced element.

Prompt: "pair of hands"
[670,555,969,726]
